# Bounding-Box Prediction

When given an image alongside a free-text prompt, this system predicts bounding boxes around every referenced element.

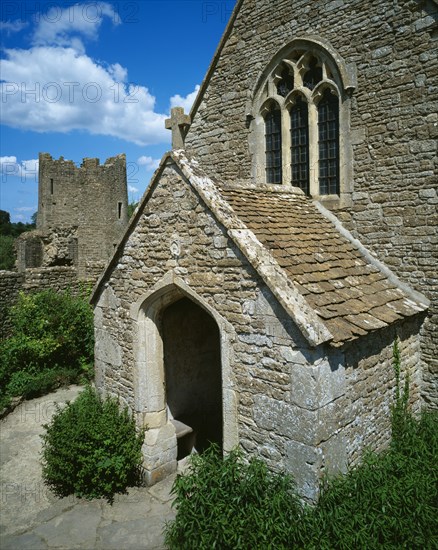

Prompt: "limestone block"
[94,306,103,328]
[321,433,348,476]
[290,364,319,410]
[137,410,166,429]
[285,440,322,501]
[317,360,346,408]
[254,395,318,445]
[94,328,122,367]
[100,285,120,310]
[143,460,177,486]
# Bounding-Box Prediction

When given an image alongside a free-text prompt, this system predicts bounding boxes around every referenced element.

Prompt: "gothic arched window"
[250,39,355,206]
[264,103,282,184]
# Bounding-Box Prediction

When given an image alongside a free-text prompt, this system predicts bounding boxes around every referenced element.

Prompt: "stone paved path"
[0,386,176,549]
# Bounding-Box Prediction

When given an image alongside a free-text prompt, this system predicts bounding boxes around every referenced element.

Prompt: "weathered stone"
[89,0,434,502]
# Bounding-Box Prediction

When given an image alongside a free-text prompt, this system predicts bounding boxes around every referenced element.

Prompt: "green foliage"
[0,289,94,409]
[127,201,139,219]
[41,386,145,502]
[0,209,35,237]
[304,410,438,549]
[165,445,302,550]
[165,342,438,549]
[391,337,412,449]
[0,235,16,270]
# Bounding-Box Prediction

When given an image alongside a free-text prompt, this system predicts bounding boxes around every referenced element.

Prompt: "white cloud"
[32,2,120,54]
[128,185,139,193]
[137,156,160,171]
[0,156,39,180]
[0,20,28,35]
[170,85,200,113]
[0,4,199,147]
[15,206,37,212]
[0,47,169,146]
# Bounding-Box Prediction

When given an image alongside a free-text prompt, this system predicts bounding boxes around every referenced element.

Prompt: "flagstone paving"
[0,386,176,550]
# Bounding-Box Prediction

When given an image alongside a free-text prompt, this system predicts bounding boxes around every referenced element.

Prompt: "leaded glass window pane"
[276,68,294,97]
[303,57,322,90]
[265,105,282,184]
[318,89,339,195]
[290,96,309,195]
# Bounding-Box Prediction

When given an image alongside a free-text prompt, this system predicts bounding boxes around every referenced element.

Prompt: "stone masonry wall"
[185,0,437,406]
[94,165,422,498]
[36,153,128,279]
[339,317,422,466]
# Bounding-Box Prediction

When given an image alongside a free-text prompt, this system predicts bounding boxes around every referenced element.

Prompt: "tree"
[0,235,16,270]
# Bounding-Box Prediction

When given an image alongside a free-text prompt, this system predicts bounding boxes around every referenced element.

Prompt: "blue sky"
[0,0,236,221]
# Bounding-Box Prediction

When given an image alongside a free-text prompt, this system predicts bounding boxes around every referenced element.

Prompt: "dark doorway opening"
[161,297,223,459]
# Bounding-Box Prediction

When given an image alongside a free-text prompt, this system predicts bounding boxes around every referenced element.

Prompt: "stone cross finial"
[165,107,191,149]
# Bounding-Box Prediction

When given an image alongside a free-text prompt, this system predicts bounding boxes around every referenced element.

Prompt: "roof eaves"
[314,201,430,311]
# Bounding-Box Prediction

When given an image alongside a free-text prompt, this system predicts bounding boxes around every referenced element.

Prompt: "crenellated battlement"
[15,152,129,279]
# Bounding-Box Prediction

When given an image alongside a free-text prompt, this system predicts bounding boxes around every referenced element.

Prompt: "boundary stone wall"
[0,267,93,338]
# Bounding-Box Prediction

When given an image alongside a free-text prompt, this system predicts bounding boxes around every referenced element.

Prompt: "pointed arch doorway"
[161,297,223,457]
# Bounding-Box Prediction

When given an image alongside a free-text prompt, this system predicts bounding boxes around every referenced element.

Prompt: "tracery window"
[250,39,355,205]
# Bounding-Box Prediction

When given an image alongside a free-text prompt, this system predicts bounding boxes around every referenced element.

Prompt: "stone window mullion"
[281,105,291,186]
[308,101,319,197]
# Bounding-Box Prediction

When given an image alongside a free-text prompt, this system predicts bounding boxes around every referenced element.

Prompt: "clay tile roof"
[91,151,429,348]
[219,186,427,346]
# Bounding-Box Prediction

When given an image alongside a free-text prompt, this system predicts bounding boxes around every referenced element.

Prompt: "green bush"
[164,445,302,549]
[41,385,145,502]
[164,343,438,549]
[304,411,438,549]
[0,289,94,408]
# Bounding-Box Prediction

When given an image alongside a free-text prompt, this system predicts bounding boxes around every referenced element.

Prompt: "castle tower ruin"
[17,153,128,280]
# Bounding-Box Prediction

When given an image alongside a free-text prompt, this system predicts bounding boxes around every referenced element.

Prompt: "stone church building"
[92,0,436,498]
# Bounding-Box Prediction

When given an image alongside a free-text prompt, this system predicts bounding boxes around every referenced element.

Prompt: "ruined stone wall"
[94,167,422,498]
[36,153,128,278]
[185,0,437,406]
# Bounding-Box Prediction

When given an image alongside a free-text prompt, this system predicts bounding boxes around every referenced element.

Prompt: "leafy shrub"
[41,385,145,502]
[164,445,302,549]
[165,342,438,549]
[304,411,438,549]
[0,289,94,408]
